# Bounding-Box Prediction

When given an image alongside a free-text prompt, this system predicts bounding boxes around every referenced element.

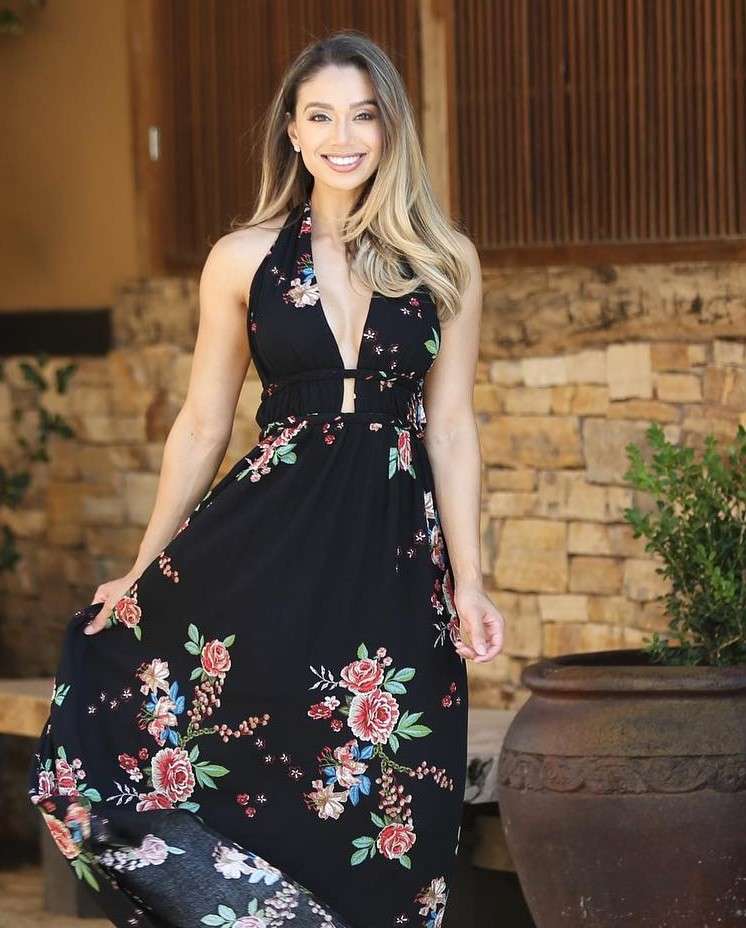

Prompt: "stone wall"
[1,264,745,710]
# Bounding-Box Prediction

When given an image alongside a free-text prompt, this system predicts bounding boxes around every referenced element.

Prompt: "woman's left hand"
[452,584,505,662]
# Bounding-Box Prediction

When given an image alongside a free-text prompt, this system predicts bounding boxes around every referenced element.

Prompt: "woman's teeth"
[322,154,366,170]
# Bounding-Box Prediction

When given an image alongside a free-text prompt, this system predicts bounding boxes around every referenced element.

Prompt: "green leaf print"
[52,682,71,706]
[394,710,432,740]
[193,761,229,790]
[382,665,415,695]
[424,325,440,358]
[72,856,100,891]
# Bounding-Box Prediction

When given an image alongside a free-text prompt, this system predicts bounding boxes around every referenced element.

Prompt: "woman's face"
[289,64,383,193]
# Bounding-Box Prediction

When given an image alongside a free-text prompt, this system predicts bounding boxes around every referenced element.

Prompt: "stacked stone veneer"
[1,266,745,712]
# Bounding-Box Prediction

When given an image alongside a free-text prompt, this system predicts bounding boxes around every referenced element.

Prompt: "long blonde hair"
[234,30,472,322]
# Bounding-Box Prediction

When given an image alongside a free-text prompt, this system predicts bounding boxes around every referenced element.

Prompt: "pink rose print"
[42,812,79,859]
[340,657,384,694]
[95,832,184,873]
[305,642,454,869]
[135,834,170,865]
[348,689,400,745]
[54,757,80,796]
[150,746,196,803]
[114,592,142,628]
[201,639,232,676]
[109,582,143,639]
[36,769,55,801]
[389,426,416,478]
[135,790,174,812]
[377,822,416,860]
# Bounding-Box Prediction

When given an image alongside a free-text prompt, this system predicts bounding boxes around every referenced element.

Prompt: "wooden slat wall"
[155,0,421,269]
[452,0,746,261]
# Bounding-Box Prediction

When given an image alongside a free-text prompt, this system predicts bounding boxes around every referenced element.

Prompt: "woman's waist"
[255,366,428,435]
[258,409,427,440]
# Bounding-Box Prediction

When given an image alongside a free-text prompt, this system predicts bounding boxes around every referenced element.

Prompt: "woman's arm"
[422,235,504,662]
[84,229,267,634]
[129,234,256,573]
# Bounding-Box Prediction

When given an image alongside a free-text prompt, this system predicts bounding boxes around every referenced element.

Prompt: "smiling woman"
[26,27,496,928]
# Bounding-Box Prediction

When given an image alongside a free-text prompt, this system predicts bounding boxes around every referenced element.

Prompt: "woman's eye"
[309,112,375,121]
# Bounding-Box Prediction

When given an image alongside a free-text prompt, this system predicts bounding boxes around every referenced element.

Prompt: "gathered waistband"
[258,410,421,439]
[255,366,427,437]
[259,366,421,400]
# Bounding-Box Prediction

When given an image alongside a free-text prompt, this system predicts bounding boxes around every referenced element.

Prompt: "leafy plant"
[0,0,46,36]
[623,422,746,667]
[0,354,78,572]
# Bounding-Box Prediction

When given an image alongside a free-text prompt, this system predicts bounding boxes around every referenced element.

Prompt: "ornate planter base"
[497,648,746,928]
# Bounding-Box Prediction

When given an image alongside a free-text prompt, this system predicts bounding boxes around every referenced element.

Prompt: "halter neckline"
[294,195,377,372]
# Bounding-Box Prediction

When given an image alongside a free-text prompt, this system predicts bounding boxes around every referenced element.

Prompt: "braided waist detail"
[255,367,428,436]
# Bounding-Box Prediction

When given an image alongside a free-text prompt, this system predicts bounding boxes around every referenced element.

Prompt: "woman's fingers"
[455,606,505,662]
[84,601,112,635]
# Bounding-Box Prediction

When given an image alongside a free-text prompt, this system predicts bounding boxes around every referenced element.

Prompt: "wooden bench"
[1,677,518,920]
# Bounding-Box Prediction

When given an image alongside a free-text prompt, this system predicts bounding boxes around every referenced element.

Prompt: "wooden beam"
[125,0,166,276]
[419,0,456,215]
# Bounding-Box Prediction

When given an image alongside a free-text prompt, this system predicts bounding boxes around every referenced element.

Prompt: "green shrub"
[623,422,746,667]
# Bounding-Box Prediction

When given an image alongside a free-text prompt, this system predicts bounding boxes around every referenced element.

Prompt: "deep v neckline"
[302,198,377,371]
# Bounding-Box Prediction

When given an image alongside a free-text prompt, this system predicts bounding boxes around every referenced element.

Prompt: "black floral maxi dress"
[27,196,469,928]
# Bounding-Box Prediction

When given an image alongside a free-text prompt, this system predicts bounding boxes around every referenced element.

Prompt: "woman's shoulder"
[207,207,293,305]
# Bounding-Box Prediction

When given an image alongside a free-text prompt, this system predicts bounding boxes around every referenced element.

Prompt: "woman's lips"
[321,153,366,173]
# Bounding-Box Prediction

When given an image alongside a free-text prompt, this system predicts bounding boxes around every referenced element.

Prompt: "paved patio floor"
[0,865,112,928]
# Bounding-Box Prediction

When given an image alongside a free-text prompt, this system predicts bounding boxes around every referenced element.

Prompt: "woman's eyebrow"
[303,99,379,112]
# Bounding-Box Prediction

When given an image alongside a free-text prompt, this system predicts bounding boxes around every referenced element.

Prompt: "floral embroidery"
[106,624,270,814]
[96,833,185,872]
[30,746,101,806]
[109,581,143,639]
[303,643,454,869]
[29,748,104,890]
[51,680,71,706]
[87,685,133,715]
[212,843,282,883]
[431,570,461,650]
[424,326,440,359]
[234,789,268,819]
[284,250,321,308]
[198,863,338,926]
[414,875,449,927]
[389,427,415,478]
[157,550,180,583]
[440,681,462,709]
[321,416,345,445]
[236,418,308,482]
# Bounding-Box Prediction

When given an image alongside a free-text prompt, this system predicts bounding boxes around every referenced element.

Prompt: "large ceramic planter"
[496,648,746,928]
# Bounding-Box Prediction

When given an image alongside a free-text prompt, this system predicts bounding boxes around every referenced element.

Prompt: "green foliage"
[0,355,78,573]
[0,0,46,35]
[623,423,746,667]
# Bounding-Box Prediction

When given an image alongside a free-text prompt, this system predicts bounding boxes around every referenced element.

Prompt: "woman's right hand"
[84,570,141,636]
